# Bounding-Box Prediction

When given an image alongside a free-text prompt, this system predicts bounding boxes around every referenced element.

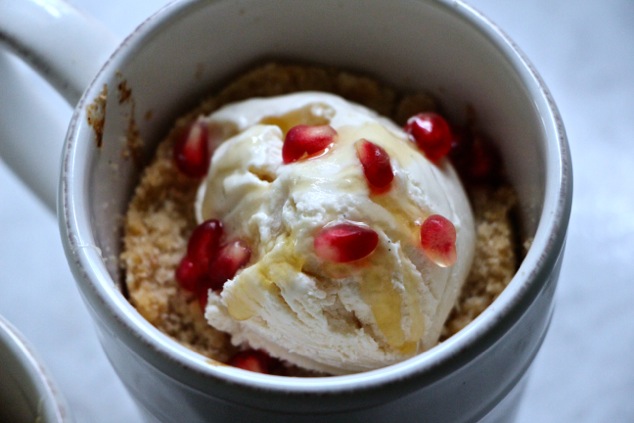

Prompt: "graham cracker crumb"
[86,84,108,148]
[441,186,518,338]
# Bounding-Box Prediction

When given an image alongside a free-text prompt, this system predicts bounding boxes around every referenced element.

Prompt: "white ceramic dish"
[0,316,70,423]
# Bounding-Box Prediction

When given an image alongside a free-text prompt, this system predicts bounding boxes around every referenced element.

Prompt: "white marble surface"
[0,0,632,421]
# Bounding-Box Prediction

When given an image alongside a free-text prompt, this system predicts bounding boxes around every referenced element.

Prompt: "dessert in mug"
[121,63,520,375]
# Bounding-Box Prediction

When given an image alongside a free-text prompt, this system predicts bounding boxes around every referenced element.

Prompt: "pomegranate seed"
[282,124,337,164]
[228,350,272,374]
[449,129,500,184]
[466,135,499,183]
[208,240,251,290]
[187,219,224,271]
[173,119,211,178]
[355,139,394,194]
[176,220,223,298]
[314,223,379,263]
[197,279,212,311]
[404,113,453,163]
[175,256,201,292]
[420,214,457,267]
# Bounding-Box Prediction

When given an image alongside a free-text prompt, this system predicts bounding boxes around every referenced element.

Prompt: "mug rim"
[59,0,572,403]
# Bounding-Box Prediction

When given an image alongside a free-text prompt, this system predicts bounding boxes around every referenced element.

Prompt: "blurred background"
[1,1,632,421]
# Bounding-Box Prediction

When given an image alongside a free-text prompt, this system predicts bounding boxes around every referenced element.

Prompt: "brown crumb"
[86,84,108,148]
[117,79,132,104]
[441,186,518,338]
[113,74,145,168]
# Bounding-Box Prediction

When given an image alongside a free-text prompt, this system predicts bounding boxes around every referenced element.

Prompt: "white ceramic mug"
[0,1,572,422]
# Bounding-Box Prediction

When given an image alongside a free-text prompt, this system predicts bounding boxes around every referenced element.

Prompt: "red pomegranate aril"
[187,219,224,270]
[175,256,201,292]
[208,240,251,290]
[466,135,499,183]
[420,214,457,267]
[197,278,213,311]
[173,119,211,178]
[450,129,500,184]
[282,124,337,164]
[404,113,453,163]
[355,139,394,194]
[228,350,272,374]
[314,223,379,263]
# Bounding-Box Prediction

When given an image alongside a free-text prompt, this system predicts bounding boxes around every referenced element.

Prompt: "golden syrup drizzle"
[260,103,333,135]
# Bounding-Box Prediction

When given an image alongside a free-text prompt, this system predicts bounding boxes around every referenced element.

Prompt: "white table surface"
[1,0,632,421]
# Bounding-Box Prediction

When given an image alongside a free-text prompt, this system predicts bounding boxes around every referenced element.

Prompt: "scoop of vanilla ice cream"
[195,92,475,375]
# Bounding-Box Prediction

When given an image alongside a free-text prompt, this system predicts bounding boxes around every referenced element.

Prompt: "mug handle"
[0,0,118,211]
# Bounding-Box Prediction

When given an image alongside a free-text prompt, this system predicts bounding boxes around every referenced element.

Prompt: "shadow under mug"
[0,0,572,422]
